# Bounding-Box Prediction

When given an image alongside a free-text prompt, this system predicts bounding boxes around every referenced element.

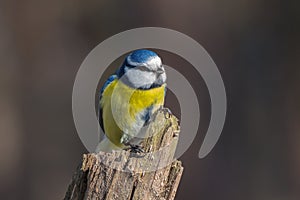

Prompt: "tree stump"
[64,110,184,200]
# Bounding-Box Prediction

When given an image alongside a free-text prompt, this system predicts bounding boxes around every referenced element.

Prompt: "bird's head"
[117,49,166,89]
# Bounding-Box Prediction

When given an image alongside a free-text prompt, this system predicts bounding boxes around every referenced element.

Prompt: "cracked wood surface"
[64,110,183,200]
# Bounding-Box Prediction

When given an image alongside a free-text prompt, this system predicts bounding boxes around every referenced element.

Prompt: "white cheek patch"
[125,69,156,88]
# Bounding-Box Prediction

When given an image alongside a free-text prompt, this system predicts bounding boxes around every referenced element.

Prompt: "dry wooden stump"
[64,110,183,200]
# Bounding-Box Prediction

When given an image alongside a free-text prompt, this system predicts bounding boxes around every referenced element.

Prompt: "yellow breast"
[100,79,166,147]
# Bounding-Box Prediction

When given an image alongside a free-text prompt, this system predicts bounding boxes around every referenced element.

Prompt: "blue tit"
[96,49,167,152]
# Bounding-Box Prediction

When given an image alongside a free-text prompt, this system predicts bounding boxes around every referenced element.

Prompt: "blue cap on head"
[127,49,158,65]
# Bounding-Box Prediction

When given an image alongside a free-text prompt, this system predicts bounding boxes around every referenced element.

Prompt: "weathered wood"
[64,110,183,200]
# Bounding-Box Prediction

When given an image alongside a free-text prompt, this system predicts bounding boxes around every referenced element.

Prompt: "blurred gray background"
[0,0,299,199]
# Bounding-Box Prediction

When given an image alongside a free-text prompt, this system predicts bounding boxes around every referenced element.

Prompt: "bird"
[95,49,167,153]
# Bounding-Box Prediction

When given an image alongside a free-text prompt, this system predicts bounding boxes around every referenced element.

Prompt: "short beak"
[157,69,165,74]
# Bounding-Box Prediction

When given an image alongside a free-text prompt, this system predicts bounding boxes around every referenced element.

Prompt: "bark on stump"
[64,110,183,200]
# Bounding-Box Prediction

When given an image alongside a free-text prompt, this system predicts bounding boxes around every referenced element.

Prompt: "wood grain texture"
[64,110,183,200]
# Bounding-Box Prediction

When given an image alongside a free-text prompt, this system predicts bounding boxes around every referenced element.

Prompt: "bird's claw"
[124,143,144,154]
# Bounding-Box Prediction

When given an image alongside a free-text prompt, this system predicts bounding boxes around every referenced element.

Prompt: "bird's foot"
[124,143,144,154]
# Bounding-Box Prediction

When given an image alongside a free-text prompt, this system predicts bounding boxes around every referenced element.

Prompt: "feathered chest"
[100,79,165,135]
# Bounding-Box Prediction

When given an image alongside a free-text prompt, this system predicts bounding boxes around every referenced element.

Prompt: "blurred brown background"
[0,0,299,199]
